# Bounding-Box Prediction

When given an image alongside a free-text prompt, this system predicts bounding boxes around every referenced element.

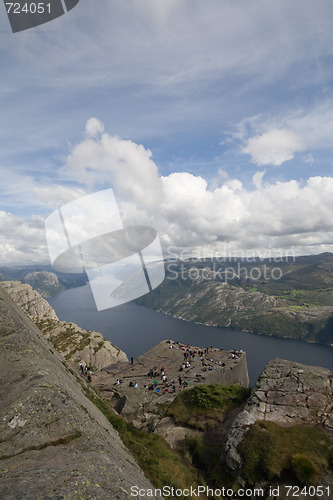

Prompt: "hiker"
[131,356,134,365]
[79,362,84,373]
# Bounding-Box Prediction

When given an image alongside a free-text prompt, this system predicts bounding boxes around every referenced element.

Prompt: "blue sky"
[0,0,333,264]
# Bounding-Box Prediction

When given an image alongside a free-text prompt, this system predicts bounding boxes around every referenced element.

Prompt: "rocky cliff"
[23,270,65,298]
[222,358,333,476]
[0,281,128,369]
[0,280,59,319]
[0,286,162,499]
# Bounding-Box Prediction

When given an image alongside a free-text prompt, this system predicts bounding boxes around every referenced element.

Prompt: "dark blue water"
[48,284,333,385]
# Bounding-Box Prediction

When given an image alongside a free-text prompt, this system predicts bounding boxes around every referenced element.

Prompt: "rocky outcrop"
[0,281,59,319]
[0,286,162,499]
[221,358,333,475]
[35,317,128,370]
[0,281,128,369]
[23,270,65,298]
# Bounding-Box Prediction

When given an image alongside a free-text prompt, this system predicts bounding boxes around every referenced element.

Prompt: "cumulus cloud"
[58,119,333,258]
[0,212,47,265]
[242,129,304,166]
[2,119,333,265]
[85,118,104,138]
[63,128,162,207]
[237,102,333,167]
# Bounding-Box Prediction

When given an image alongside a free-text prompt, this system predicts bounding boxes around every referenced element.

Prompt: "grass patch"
[83,387,207,498]
[238,421,333,485]
[93,341,104,354]
[184,435,236,492]
[166,384,251,430]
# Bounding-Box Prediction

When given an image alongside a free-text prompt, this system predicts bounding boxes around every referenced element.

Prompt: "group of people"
[79,362,92,382]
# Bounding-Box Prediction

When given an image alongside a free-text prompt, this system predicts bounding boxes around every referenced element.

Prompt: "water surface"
[49,284,333,385]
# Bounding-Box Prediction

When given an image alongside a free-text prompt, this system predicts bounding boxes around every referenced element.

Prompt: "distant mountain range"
[1,253,333,345]
[136,253,333,346]
[0,266,87,298]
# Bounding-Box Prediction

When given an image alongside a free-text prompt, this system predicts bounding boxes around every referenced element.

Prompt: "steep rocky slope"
[0,280,58,319]
[0,286,162,499]
[0,281,128,369]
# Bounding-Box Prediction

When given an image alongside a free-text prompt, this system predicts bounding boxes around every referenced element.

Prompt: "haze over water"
[49,285,333,385]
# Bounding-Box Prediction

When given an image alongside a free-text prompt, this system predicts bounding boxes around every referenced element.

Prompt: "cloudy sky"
[0,0,333,265]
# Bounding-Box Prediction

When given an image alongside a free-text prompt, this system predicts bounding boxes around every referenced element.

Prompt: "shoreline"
[136,302,333,349]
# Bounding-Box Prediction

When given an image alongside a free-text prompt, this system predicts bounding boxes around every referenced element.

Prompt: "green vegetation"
[166,384,251,430]
[291,454,318,485]
[93,341,104,354]
[184,435,237,492]
[238,421,333,485]
[83,387,207,498]
[34,318,92,360]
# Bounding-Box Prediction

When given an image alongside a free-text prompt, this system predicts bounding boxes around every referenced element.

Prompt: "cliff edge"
[222,358,333,475]
[0,281,128,369]
[0,286,161,499]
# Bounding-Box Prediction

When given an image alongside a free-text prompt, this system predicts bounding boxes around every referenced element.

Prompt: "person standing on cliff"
[131,357,134,365]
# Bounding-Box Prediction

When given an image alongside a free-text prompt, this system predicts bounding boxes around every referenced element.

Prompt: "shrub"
[238,421,332,485]
[291,454,318,485]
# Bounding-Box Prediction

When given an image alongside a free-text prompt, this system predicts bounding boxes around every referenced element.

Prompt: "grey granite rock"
[0,287,162,499]
[221,358,333,476]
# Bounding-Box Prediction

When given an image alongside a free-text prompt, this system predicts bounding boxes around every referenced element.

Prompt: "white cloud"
[85,118,104,138]
[58,120,333,257]
[237,101,333,166]
[0,212,47,265]
[242,129,304,166]
[1,119,333,265]
[252,170,266,189]
[63,127,163,207]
